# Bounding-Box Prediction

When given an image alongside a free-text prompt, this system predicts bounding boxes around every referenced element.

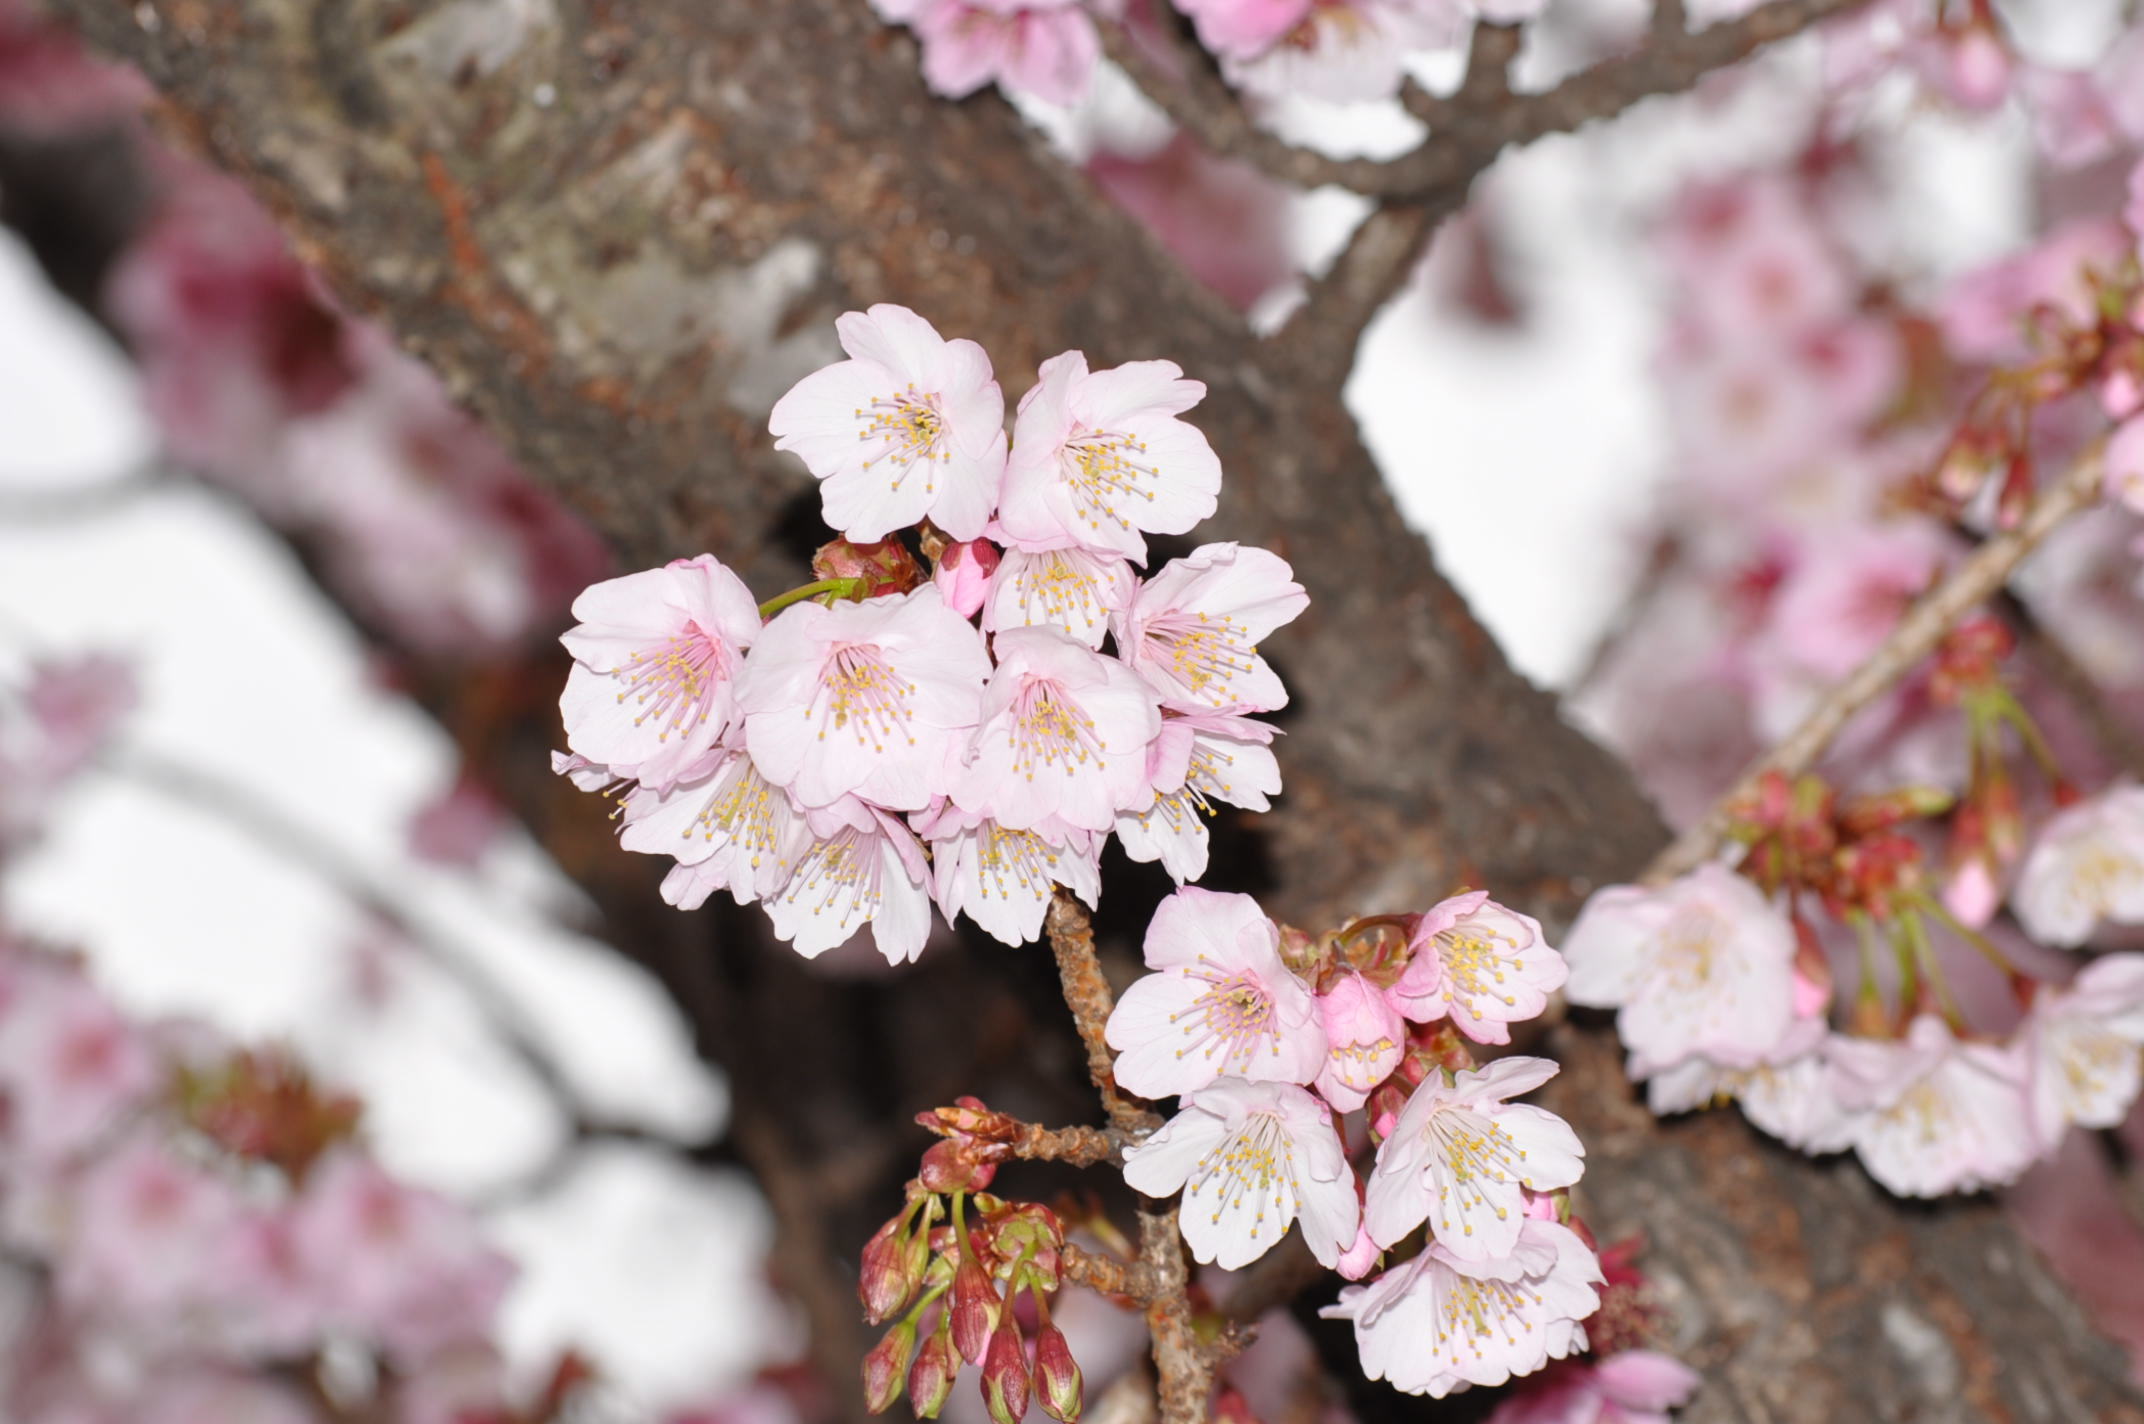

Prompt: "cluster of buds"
[173,1046,363,1183]
[859,1116,1079,1424]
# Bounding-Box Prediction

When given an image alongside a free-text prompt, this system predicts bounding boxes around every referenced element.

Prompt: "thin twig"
[1105,0,1868,198]
[1044,891,1161,1138]
[1139,1204,1213,1424]
[1062,1241,1158,1300]
[1646,445,2109,884]
[1010,1120,1122,1167]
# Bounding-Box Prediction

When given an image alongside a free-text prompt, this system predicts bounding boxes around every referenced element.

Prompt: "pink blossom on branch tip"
[1388,890,1567,1046]
[1114,709,1282,885]
[1112,542,1307,712]
[1313,971,1405,1112]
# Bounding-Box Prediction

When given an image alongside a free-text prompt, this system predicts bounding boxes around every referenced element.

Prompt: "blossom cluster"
[553,304,1307,962]
[0,936,529,1423]
[1107,886,1604,1399]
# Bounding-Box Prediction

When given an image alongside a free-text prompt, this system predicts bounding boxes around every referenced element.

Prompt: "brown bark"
[38,1,2144,1419]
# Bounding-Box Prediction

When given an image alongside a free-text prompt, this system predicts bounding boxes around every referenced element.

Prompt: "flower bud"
[1032,1319,1083,1423]
[864,1321,917,1414]
[981,1318,1032,1424]
[951,1255,1001,1364]
[920,1138,998,1194]
[813,536,924,597]
[859,1212,922,1324]
[932,539,1000,618]
[909,1319,961,1420]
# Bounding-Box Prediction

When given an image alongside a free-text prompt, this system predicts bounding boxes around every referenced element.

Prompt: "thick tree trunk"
[43,1,2144,1418]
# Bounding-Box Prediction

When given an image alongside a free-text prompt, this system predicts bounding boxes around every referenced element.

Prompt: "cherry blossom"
[1323,1220,1603,1399]
[2012,787,2144,948]
[56,1130,242,1322]
[951,626,1162,833]
[764,798,936,964]
[2018,954,2144,1145]
[1170,0,1310,60]
[0,961,157,1167]
[1826,1015,2036,1198]
[995,351,1222,564]
[1389,891,1568,1046]
[874,0,1102,106]
[1112,543,1307,712]
[769,304,1007,542]
[1641,1016,1852,1154]
[914,800,1101,947]
[982,544,1136,650]
[559,555,762,791]
[1484,1349,1701,1424]
[932,539,1001,619]
[1220,0,1465,103]
[1120,1078,1358,1269]
[1114,710,1281,885]
[1314,972,1405,1112]
[1364,1057,1585,1263]
[737,587,990,812]
[1104,887,1325,1099]
[1563,865,1798,1077]
[619,744,812,908]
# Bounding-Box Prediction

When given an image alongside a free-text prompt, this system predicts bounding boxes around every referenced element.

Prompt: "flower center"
[856,388,947,492]
[683,756,799,875]
[1142,611,1256,703]
[620,625,726,744]
[1188,1110,1296,1241]
[1435,922,1519,1009]
[1061,427,1161,533]
[1169,957,1277,1071]
[813,643,917,752]
[1011,551,1113,629]
[972,823,1060,903]
[2070,844,2144,919]
[1436,1271,1544,1361]
[1428,1107,1527,1235]
[1006,678,1105,779]
[780,824,886,933]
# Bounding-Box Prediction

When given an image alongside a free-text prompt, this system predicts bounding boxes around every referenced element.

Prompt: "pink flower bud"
[1032,1319,1082,1423]
[864,1321,917,1414]
[980,1318,1032,1424]
[933,539,1001,619]
[951,1255,1001,1364]
[909,1321,961,1420]
[1334,1221,1380,1281]
[859,1213,923,1324]
[1946,27,2011,112]
[1313,971,1405,1112]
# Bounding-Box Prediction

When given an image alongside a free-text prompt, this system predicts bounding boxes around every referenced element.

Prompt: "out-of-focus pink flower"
[1221,0,1465,102]
[1388,890,1567,1045]
[950,626,1161,833]
[58,1129,243,1319]
[1313,971,1404,1112]
[1121,1078,1357,1268]
[291,1150,512,1365]
[1169,0,1310,59]
[1485,1348,1701,1424]
[876,0,1101,105]
[996,351,1221,564]
[2012,786,2144,948]
[1827,1015,2036,1197]
[1086,135,1292,312]
[1104,887,1324,1098]
[737,587,990,812]
[1365,1056,1584,1263]
[1938,219,2133,365]
[1911,19,2012,113]
[1761,521,1948,684]
[21,654,136,783]
[1644,1016,1852,1153]
[558,555,762,792]
[1323,1219,1602,1398]
[2019,953,2144,1145]
[0,0,148,134]
[769,304,1007,542]
[406,771,506,869]
[2023,67,2122,170]
[0,959,158,1167]
[932,539,1001,619]
[1564,865,1799,1076]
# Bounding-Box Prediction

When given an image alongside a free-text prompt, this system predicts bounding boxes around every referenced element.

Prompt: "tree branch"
[1647,444,2109,884]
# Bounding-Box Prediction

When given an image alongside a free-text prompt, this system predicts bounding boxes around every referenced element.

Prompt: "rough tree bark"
[39,1,2144,1419]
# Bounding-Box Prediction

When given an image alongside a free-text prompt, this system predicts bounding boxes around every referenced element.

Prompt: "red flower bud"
[980,1318,1032,1424]
[859,1212,922,1324]
[909,1319,961,1420]
[920,1138,998,1194]
[864,1321,917,1414]
[950,1255,1001,1365]
[1032,1319,1083,1423]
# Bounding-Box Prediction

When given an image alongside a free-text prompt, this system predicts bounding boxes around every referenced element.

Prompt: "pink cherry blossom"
[1563,865,1799,1076]
[291,1150,513,1365]
[736,588,990,812]
[764,798,935,964]
[982,544,1136,650]
[2022,68,2122,170]
[1114,710,1282,885]
[995,351,1222,564]
[951,626,1162,833]
[769,304,1007,541]
[1086,134,1292,313]
[1642,1016,1852,1154]
[1323,1219,1603,1398]
[1364,1056,1585,1263]
[57,1130,242,1320]
[913,800,1101,947]
[559,555,762,791]
[1484,1349,1701,1424]
[932,539,1001,619]
[1120,1078,1358,1269]
[2018,954,2144,1145]
[22,654,136,784]
[621,745,811,908]
[2011,786,2144,947]
[1335,1220,1382,1281]
[407,772,506,869]
[1113,543,1307,712]
[1313,972,1405,1112]
[1388,891,1567,1046]
[880,0,1102,106]
[1758,521,1949,686]
[0,961,157,1166]
[1938,218,2134,366]
[0,0,147,133]
[1104,887,1325,1098]
[1221,0,1465,103]
[1826,1015,2036,1197]
[1170,0,1310,60]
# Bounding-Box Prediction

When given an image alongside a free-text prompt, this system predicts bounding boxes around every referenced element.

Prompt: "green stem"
[758,577,861,619]
[1916,891,2017,978]
[1848,909,1883,1017]
[1901,909,1967,1033]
